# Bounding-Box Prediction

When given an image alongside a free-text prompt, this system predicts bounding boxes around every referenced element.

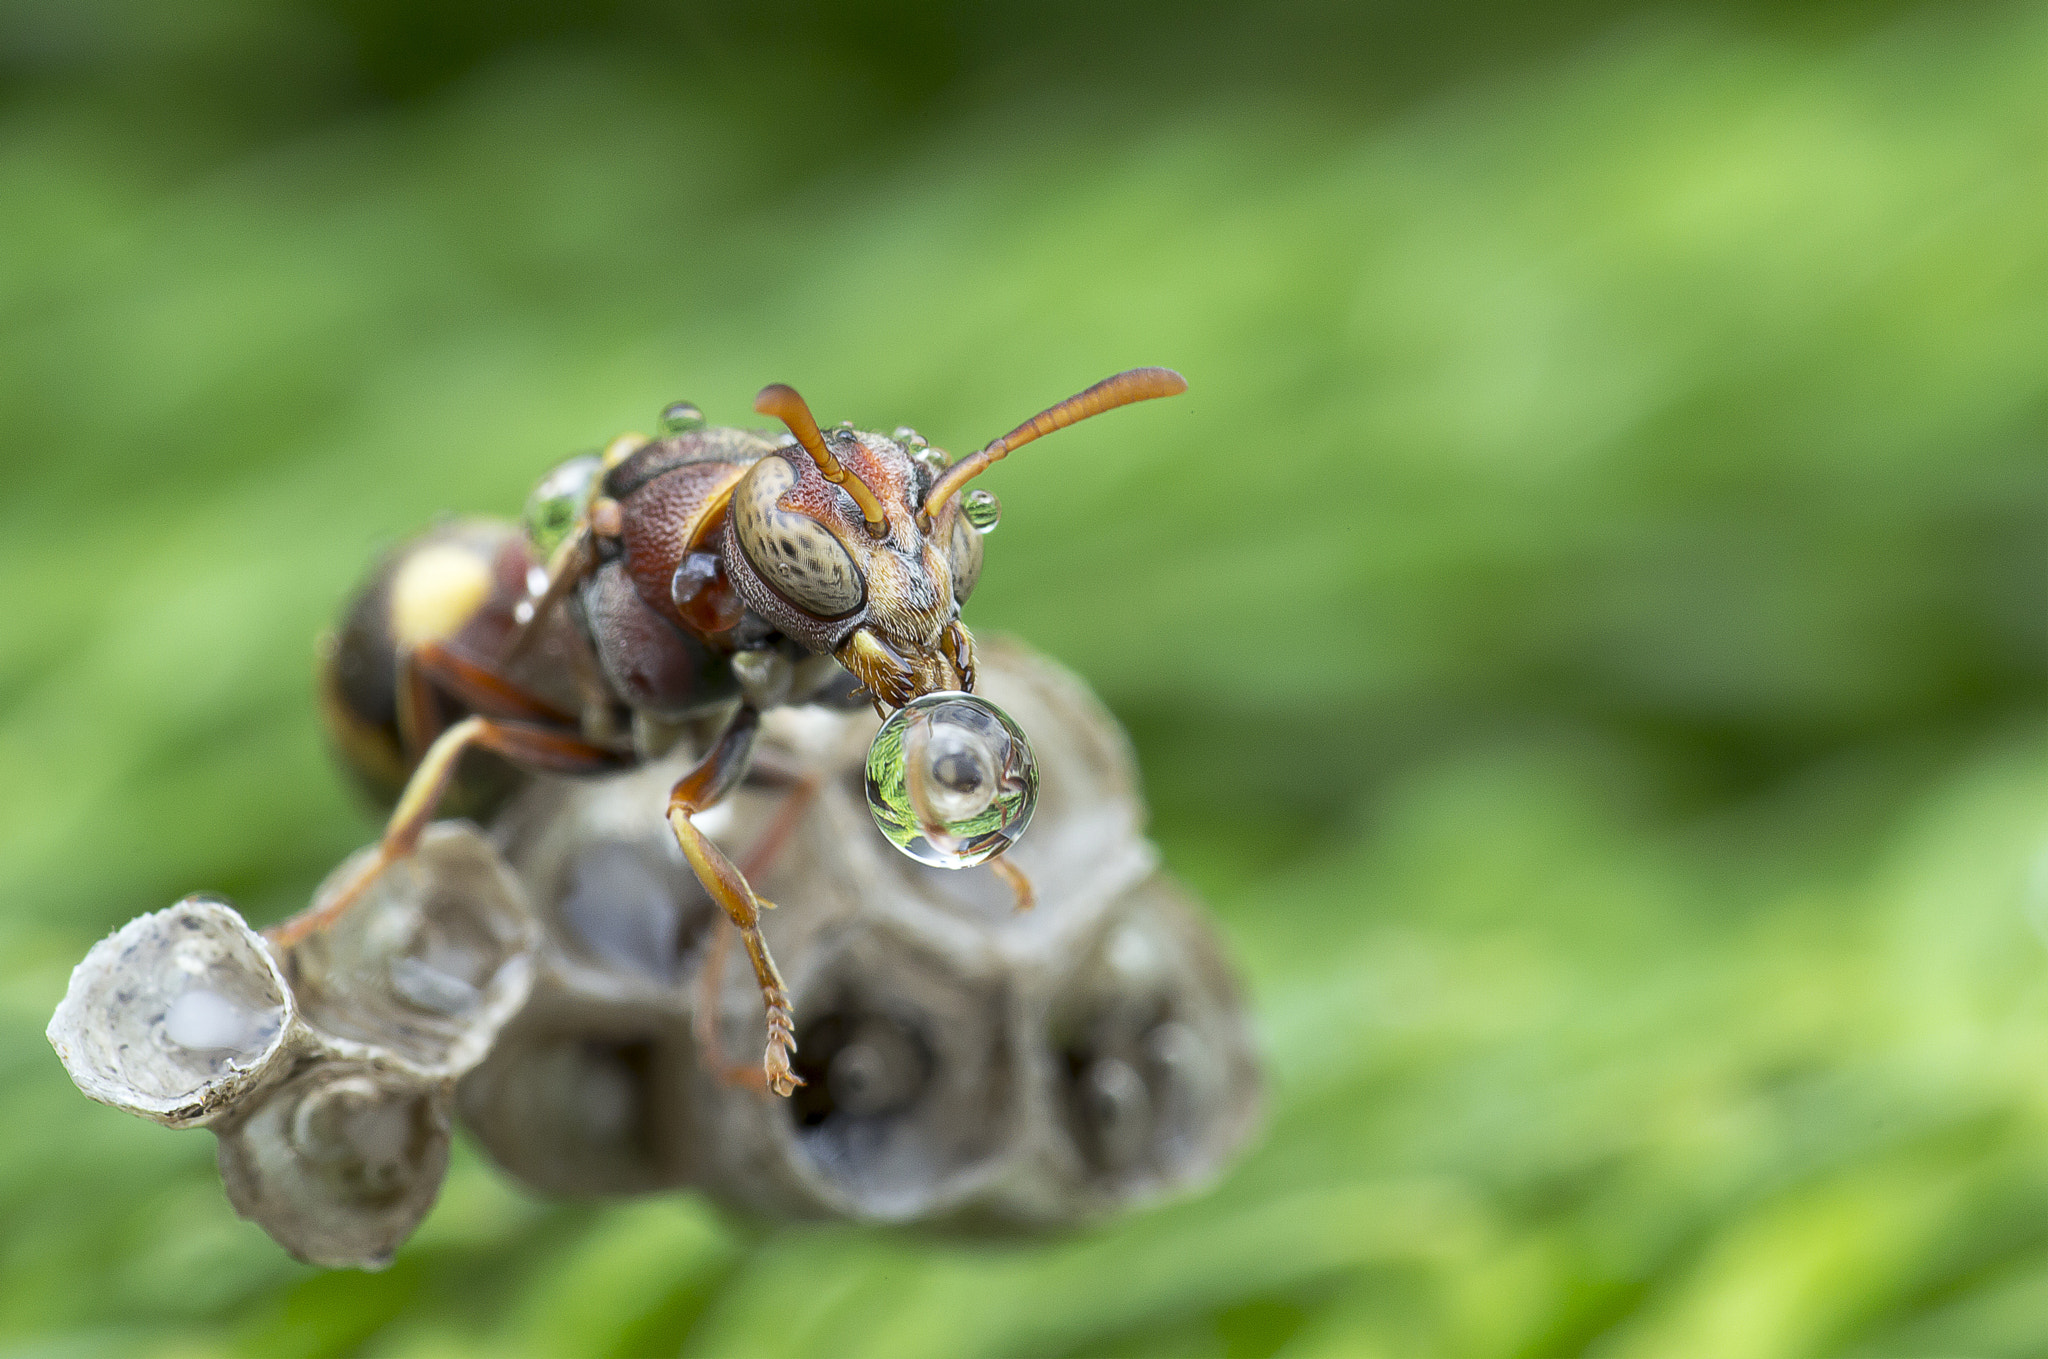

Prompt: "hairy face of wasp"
[726,369,1184,710]
[724,425,983,708]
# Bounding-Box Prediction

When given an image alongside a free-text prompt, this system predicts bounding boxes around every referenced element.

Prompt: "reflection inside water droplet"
[524,454,603,558]
[962,487,1001,533]
[865,692,1036,868]
[659,401,706,435]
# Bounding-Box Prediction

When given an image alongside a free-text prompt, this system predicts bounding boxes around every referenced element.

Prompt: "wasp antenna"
[755,383,889,537]
[923,367,1187,521]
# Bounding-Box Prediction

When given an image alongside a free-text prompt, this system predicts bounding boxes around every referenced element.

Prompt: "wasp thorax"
[865,693,1037,869]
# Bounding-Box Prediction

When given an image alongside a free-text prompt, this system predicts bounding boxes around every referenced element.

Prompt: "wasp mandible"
[297,368,1186,1095]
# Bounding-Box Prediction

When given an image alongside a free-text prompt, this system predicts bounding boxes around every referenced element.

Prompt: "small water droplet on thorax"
[524,454,603,558]
[659,401,706,435]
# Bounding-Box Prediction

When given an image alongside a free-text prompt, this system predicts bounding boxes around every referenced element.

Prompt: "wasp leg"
[392,648,444,765]
[391,634,578,770]
[411,638,578,727]
[693,751,825,1090]
[990,856,1035,912]
[269,716,625,948]
[666,705,803,1097]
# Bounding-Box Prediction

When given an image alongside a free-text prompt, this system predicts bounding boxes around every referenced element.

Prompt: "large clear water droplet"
[962,487,1001,534]
[865,692,1037,868]
[660,401,706,435]
[524,454,603,558]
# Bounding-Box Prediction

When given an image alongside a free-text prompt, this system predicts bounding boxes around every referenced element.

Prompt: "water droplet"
[523,454,602,558]
[962,487,1001,534]
[670,550,743,632]
[659,401,706,435]
[162,989,258,1054]
[911,446,949,478]
[865,693,1036,868]
[892,426,930,450]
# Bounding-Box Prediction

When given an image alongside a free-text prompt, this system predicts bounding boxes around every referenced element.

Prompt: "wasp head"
[722,371,1184,711]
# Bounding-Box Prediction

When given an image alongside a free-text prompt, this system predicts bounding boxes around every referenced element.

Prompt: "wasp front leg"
[665,704,804,1097]
[692,748,825,1089]
[942,619,978,693]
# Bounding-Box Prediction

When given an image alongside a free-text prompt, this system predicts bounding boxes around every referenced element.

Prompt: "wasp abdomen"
[320,519,536,815]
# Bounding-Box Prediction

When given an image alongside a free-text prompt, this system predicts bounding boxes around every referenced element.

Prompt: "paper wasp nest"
[49,639,1262,1267]
[49,824,534,1268]
[486,637,1263,1226]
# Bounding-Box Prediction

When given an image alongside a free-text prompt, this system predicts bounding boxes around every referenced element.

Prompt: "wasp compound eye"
[946,503,985,605]
[729,454,865,619]
[866,692,1037,868]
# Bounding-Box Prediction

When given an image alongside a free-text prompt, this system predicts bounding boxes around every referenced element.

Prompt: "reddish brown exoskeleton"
[295,369,1187,1095]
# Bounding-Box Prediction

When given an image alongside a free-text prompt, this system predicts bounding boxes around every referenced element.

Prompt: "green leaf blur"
[1,1,2043,1355]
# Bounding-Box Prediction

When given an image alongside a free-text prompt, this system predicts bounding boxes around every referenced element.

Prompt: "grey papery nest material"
[49,640,1263,1267]
[47,823,531,1268]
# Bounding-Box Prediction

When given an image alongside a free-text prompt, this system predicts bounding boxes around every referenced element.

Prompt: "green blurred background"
[2,0,2044,1353]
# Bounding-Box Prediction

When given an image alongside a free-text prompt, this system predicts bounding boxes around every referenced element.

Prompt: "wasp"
[294,368,1186,1095]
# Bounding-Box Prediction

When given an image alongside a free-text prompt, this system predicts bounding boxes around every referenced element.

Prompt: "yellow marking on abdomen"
[389,543,494,650]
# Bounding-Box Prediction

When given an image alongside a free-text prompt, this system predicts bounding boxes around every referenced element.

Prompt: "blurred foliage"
[1,0,2045,1354]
